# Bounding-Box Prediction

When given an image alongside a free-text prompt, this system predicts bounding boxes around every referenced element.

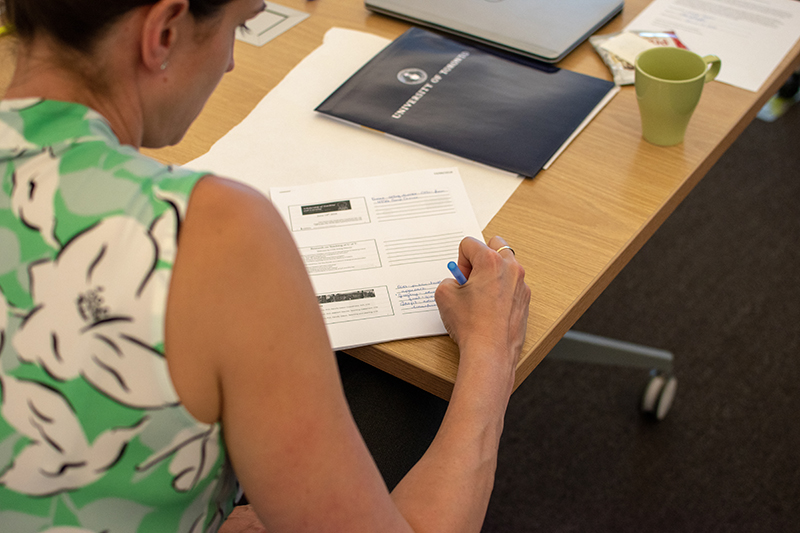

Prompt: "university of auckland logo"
[397,68,428,85]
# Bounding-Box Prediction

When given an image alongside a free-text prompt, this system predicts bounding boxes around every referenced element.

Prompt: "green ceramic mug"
[635,47,721,146]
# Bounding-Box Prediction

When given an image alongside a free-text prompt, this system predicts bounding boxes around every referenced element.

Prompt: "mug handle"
[703,55,721,83]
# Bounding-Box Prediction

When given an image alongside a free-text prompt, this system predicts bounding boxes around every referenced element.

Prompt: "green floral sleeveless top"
[0,99,237,532]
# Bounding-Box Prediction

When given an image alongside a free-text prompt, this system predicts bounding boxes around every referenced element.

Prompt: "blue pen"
[447,261,467,285]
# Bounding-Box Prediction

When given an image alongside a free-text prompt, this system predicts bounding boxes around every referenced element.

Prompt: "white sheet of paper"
[269,167,481,350]
[235,3,309,47]
[189,28,522,229]
[625,0,800,92]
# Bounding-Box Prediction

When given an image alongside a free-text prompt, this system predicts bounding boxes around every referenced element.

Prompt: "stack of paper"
[625,0,800,92]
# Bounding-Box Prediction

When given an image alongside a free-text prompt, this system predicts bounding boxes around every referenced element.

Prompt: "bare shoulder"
[184,176,283,243]
[165,175,329,424]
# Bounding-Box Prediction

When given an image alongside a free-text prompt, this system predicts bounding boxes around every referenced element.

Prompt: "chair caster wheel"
[641,374,677,421]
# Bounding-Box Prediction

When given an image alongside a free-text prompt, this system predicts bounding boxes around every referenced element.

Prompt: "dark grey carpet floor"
[341,93,800,533]
[482,101,800,532]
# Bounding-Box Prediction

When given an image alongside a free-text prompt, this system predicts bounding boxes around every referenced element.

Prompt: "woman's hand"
[435,236,530,388]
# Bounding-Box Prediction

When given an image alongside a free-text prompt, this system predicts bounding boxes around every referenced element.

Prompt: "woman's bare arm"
[166,177,530,533]
[391,236,529,532]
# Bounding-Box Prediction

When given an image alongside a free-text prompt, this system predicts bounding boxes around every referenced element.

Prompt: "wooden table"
[3,0,798,399]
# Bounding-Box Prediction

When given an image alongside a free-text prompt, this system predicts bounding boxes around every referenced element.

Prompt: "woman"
[0,1,531,532]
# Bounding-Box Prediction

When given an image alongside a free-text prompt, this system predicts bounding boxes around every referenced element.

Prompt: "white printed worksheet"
[625,0,800,92]
[270,167,482,350]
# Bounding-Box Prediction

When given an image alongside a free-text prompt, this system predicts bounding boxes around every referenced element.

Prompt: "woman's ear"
[140,0,190,73]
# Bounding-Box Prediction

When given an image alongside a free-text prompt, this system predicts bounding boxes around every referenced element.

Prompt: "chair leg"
[549,330,673,373]
[548,330,677,420]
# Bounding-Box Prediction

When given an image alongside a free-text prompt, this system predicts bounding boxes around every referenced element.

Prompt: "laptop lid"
[364,0,624,64]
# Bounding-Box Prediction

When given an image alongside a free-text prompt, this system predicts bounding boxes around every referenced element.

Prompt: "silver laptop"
[365,0,624,64]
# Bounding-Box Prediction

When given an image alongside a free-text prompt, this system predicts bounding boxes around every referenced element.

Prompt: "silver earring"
[160,60,168,71]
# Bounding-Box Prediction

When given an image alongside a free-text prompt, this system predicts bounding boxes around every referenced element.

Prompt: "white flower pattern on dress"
[1,291,7,352]
[1,100,235,530]
[137,425,221,493]
[150,196,181,265]
[12,215,178,408]
[0,98,42,113]
[154,186,189,222]
[0,373,147,496]
[184,481,226,533]
[0,122,37,158]
[11,148,62,249]
[0,99,41,159]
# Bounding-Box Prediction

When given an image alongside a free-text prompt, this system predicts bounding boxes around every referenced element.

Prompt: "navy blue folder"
[315,27,616,178]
